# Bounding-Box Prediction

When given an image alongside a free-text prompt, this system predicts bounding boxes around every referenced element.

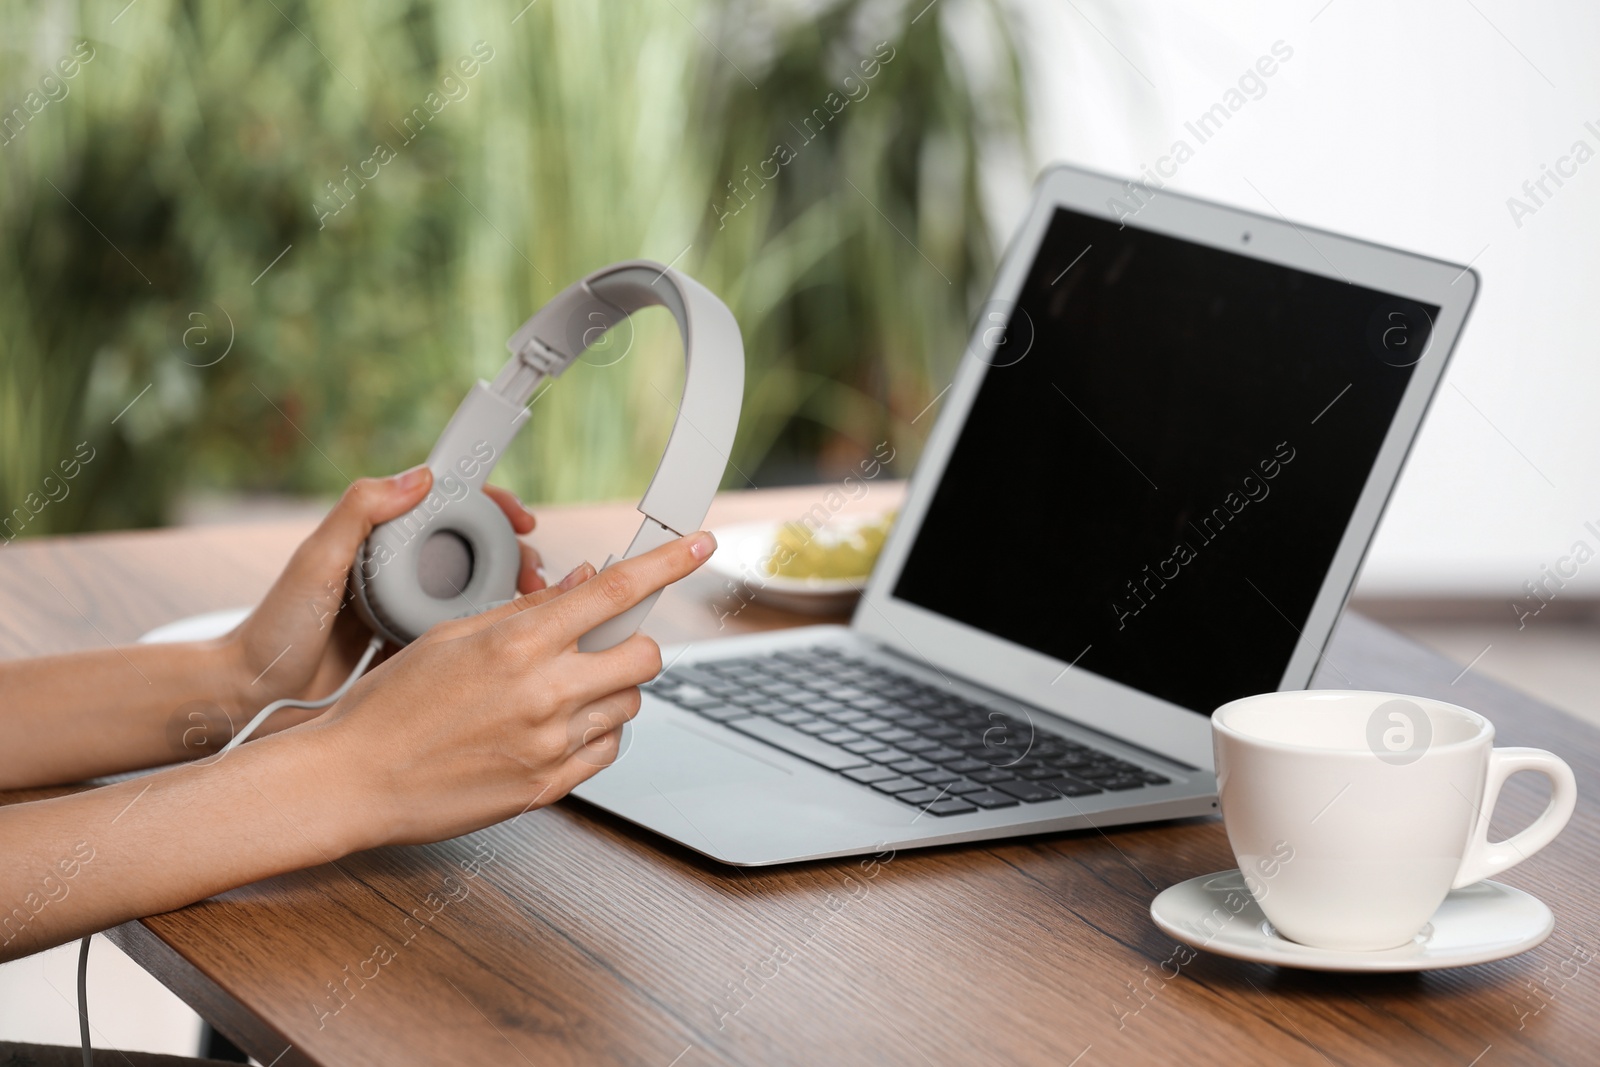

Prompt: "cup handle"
[1452,747,1577,889]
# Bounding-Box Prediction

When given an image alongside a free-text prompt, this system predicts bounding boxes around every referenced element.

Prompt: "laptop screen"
[891,205,1437,714]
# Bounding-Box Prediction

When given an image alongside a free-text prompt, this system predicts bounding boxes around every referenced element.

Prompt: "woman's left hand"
[217,466,544,733]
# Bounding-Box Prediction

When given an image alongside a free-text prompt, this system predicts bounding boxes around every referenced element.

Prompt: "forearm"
[0,639,246,788]
[0,723,367,963]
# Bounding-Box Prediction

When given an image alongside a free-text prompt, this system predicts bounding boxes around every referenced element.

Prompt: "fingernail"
[559,562,594,591]
[392,464,428,491]
[688,531,717,561]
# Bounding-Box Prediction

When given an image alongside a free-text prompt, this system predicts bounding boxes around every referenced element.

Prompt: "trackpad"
[608,715,795,798]
[572,706,916,865]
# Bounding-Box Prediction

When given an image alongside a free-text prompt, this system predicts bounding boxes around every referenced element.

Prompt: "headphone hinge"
[491,335,576,406]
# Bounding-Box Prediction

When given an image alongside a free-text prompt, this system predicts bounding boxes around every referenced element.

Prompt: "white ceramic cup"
[1212,690,1576,951]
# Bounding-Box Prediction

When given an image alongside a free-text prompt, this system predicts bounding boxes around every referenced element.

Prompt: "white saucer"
[138,606,250,644]
[707,519,877,615]
[1150,868,1554,972]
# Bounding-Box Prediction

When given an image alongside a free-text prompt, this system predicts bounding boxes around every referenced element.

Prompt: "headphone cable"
[220,635,384,755]
[77,935,91,1067]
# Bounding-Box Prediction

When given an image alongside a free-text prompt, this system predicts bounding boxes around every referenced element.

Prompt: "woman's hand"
[0,526,716,960]
[307,529,716,848]
[216,466,546,735]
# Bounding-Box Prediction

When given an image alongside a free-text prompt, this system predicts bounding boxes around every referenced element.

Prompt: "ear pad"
[352,490,521,646]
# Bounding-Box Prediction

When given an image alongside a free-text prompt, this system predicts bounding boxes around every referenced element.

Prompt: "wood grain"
[3,485,1596,1066]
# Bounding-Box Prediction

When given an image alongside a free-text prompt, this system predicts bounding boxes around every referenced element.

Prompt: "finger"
[510,734,623,813]
[517,540,547,594]
[508,725,628,814]
[563,687,643,759]
[483,484,536,534]
[280,467,434,592]
[543,632,662,707]
[463,562,595,633]
[560,725,629,781]
[528,531,716,645]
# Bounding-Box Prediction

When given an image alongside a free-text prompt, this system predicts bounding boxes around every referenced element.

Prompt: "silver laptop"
[572,163,1479,866]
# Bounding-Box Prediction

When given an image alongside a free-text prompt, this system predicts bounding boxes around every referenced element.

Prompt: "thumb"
[290,466,435,585]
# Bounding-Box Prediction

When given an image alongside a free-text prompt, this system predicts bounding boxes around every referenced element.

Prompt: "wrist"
[239,722,379,860]
[203,633,255,723]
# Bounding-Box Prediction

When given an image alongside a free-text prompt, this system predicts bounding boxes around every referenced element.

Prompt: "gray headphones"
[351,260,744,652]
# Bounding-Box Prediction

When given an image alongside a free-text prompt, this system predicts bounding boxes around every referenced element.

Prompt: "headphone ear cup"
[351,543,409,647]
[351,490,521,645]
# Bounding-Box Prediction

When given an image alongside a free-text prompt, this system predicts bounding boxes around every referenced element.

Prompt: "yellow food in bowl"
[765,513,895,580]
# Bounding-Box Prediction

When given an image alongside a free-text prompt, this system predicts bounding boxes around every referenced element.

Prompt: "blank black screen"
[892,206,1435,713]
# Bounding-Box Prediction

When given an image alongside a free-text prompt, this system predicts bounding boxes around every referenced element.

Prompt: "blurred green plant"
[0,0,1029,537]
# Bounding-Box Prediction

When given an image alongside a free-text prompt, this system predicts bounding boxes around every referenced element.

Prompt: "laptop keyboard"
[647,645,1171,816]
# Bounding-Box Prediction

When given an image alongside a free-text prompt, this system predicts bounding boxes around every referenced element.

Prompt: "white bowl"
[705,518,887,615]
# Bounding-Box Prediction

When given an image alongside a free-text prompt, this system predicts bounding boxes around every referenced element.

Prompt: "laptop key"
[968,768,1017,784]
[1100,776,1148,791]
[896,787,950,806]
[796,720,837,735]
[994,779,1064,803]
[774,710,818,726]
[963,790,1020,810]
[864,747,912,764]
[746,705,787,718]
[845,765,901,784]
[926,798,979,816]
[888,758,935,775]
[1142,772,1172,785]
[695,705,751,724]
[1036,777,1104,797]
[875,728,916,744]
[708,656,764,671]
[870,776,925,795]
[897,738,938,753]
[942,758,989,774]
[945,779,987,795]
[914,769,962,785]
[820,729,863,745]
[725,718,871,771]
[843,739,888,755]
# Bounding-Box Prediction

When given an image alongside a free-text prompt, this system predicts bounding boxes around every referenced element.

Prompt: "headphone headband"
[501,261,744,536]
[352,260,744,650]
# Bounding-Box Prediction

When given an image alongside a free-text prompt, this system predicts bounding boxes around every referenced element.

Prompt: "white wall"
[1005,0,1600,599]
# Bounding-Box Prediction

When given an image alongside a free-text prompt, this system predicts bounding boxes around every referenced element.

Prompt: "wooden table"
[2,485,1596,1066]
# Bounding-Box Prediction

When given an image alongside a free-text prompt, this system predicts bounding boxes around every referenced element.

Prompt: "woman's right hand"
[308,529,716,849]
